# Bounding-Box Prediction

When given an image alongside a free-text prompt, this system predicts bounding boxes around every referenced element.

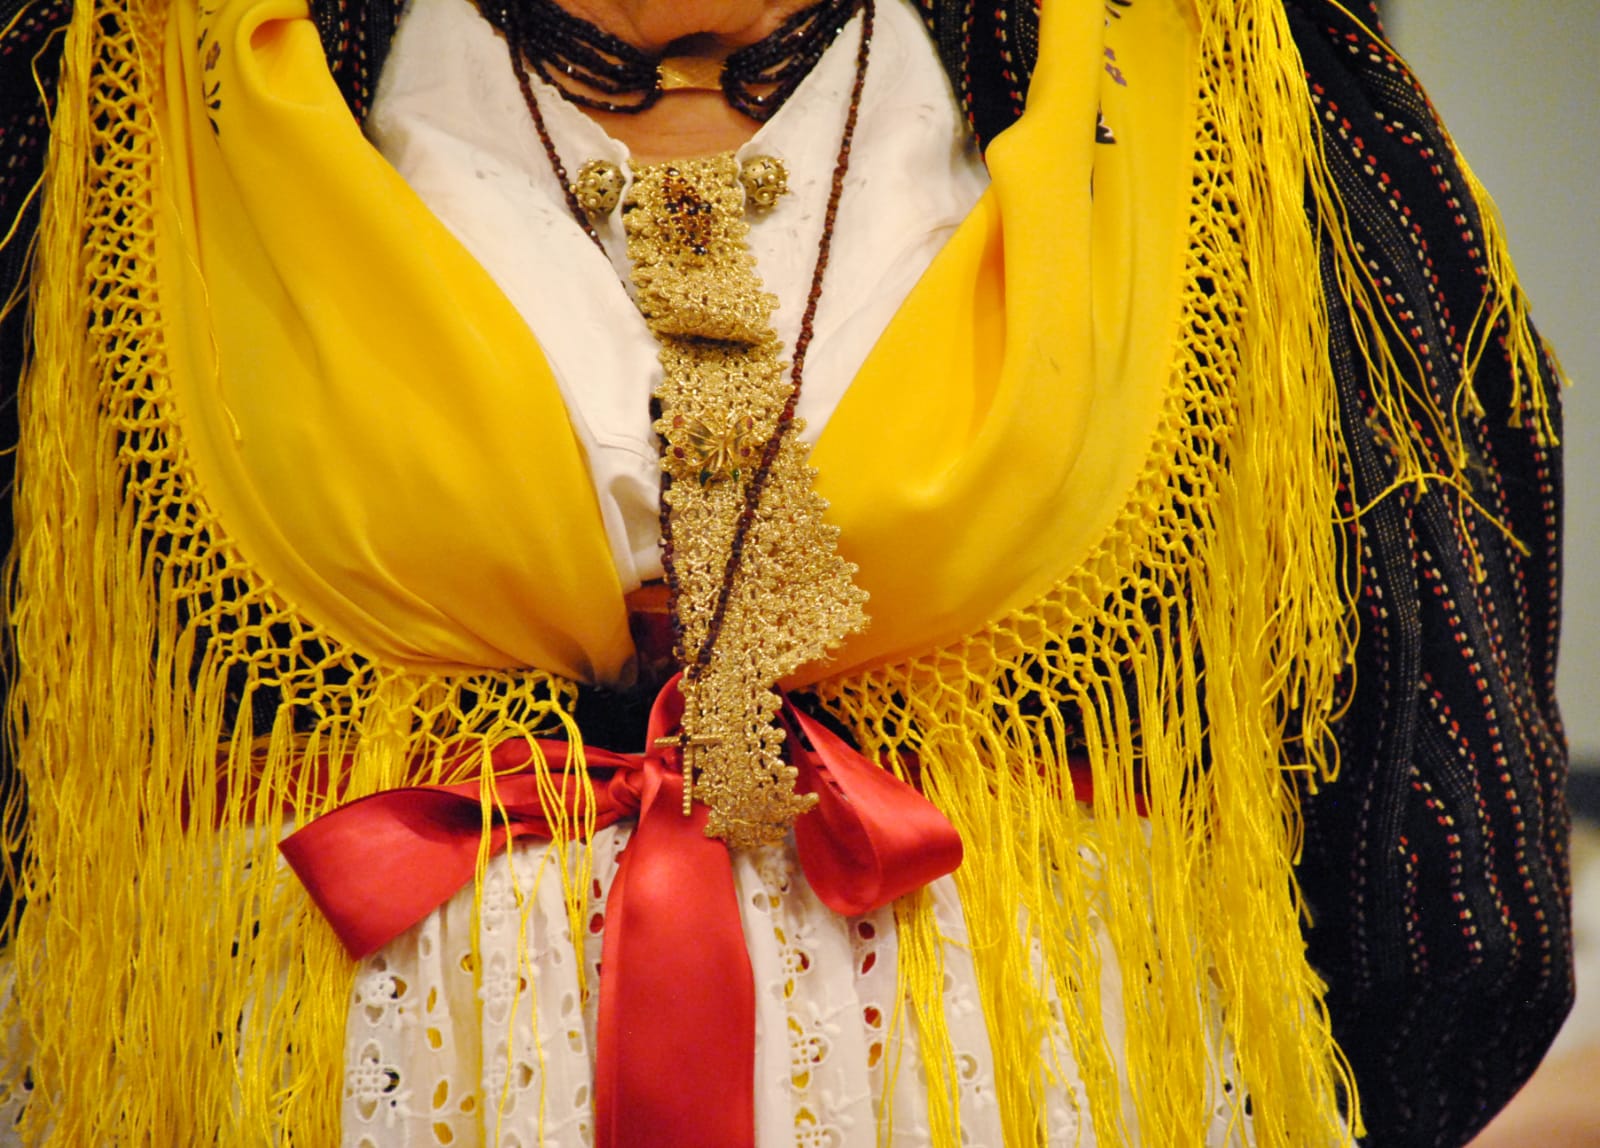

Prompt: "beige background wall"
[1385,0,1599,767]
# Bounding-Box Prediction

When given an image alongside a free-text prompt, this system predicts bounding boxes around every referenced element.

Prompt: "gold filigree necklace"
[505,2,877,848]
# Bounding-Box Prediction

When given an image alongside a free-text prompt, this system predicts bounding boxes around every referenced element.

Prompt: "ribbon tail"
[787,705,964,917]
[595,684,757,1148]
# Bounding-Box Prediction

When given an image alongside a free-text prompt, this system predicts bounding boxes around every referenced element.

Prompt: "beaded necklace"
[503,2,877,845]
[479,0,860,122]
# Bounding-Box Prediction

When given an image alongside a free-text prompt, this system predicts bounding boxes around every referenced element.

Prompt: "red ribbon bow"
[280,675,962,1148]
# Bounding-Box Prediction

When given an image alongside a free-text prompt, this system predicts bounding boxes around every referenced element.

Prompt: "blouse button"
[738,155,789,211]
[575,159,624,217]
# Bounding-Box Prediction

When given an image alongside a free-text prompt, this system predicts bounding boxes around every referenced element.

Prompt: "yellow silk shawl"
[6,0,1542,1141]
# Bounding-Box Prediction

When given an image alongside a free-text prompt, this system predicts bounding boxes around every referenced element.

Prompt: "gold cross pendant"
[652,733,723,815]
[652,734,724,749]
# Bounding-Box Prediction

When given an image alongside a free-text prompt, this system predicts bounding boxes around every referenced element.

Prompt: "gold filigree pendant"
[622,155,868,848]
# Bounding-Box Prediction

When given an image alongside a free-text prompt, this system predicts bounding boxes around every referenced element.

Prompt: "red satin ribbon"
[279,676,962,1148]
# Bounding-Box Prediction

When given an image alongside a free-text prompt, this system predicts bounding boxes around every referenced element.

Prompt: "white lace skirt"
[340,824,1253,1148]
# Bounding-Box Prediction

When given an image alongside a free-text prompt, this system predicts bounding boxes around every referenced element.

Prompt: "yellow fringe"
[888,891,960,1144]
[0,0,1554,1142]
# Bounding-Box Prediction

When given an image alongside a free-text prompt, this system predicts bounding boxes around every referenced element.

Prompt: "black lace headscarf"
[0,1,1572,1143]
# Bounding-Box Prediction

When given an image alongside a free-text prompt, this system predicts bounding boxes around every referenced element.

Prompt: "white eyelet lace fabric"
[336,821,1273,1148]
[340,828,1020,1148]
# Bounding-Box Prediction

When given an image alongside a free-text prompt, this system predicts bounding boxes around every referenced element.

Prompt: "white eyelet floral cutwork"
[343,828,1018,1148]
[338,823,1264,1147]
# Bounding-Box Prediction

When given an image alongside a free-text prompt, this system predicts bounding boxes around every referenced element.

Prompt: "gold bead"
[574,159,624,217]
[738,155,788,211]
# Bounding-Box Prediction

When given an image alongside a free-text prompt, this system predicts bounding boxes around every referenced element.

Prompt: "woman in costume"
[0,0,1573,1144]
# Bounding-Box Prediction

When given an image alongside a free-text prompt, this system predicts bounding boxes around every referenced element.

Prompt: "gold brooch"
[667,412,761,485]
